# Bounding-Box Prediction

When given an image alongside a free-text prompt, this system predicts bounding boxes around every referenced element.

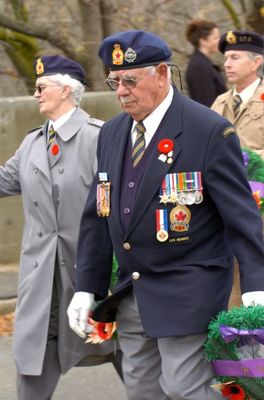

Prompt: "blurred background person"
[185,19,227,106]
[0,55,122,400]
[212,30,264,159]
[211,30,264,308]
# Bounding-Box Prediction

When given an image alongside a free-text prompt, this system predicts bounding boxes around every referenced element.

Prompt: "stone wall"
[0,92,121,264]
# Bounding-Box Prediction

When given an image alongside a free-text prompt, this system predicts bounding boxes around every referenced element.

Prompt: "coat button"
[61,259,66,266]
[132,272,140,280]
[33,168,38,174]
[59,167,64,174]
[33,200,38,206]
[123,242,131,250]
[33,261,38,268]
[37,231,43,237]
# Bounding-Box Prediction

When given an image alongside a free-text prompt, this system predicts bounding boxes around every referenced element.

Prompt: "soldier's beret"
[98,30,172,70]
[219,30,264,55]
[34,55,86,84]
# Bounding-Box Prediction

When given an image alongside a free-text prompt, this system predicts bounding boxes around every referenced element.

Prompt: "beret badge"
[226,31,237,45]
[112,43,124,65]
[124,47,137,63]
[36,58,44,75]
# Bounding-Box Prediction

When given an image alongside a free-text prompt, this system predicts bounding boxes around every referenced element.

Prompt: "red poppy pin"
[260,93,264,101]
[157,139,174,164]
[51,143,59,156]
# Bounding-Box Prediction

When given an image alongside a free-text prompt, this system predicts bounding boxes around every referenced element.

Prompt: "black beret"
[34,55,86,84]
[98,30,172,70]
[219,30,264,55]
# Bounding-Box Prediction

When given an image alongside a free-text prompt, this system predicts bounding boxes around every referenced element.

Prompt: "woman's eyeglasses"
[34,84,62,94]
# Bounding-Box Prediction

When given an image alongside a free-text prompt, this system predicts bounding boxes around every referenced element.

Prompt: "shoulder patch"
[88,117,104,128]
[27,126,42,135]
[221,126,236,139]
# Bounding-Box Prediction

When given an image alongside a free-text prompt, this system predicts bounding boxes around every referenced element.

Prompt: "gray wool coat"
[0,107,117,375]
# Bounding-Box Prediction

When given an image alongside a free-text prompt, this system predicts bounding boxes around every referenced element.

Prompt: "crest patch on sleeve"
[221,127,236,138]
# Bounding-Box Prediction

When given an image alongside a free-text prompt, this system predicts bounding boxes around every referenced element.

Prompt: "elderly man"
[212,30,264,159]
[0,55,121,400]
[68,30,264,400]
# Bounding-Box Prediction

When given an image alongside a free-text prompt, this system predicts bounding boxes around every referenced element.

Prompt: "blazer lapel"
[108,114,133,235]
[124,90,184,238]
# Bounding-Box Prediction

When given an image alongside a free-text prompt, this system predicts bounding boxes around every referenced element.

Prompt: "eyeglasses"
[34,84,62,94]
[105,67,155,90]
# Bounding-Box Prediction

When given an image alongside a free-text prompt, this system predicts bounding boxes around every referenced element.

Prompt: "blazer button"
[132,272,140,280]
[123,242,131,250]
[33,261,38,268]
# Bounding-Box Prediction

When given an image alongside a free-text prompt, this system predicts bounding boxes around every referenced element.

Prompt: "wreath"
[204,305,264,399]
[242,147,264,215]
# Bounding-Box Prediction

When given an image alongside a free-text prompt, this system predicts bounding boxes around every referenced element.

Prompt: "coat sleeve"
[0,149,21,196]
[75,128,113,299]
[204,120,264,293]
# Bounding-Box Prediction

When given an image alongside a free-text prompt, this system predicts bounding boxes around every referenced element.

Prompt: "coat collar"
[56,107,88,142]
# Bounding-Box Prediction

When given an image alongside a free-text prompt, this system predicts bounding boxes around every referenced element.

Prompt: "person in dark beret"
[0,54,122,400]
[212,30,264,159]
[212,30,264,310]
[68,30,264,400]
[185,20,227,107]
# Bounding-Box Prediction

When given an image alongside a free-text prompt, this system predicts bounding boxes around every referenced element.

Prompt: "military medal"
[193,171,203,204]
[156,209,169,242]
[170,205,191,232]
[159,177,169,204]
[97,173,111,217]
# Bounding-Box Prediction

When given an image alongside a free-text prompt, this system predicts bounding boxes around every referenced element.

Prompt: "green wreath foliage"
[205,305,264,399]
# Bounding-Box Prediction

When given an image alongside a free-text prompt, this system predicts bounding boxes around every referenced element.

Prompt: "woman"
[185,19,226,106]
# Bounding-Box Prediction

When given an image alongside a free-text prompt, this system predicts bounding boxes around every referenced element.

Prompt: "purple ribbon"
[220,325,264,347]
[213,359,264,377]
[242,151,249,167]
[249,181,264,198]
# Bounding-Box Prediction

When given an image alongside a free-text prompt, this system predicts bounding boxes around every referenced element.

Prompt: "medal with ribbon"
[159,171,203,205]
[97,172,111,217]
[156,209,169,242]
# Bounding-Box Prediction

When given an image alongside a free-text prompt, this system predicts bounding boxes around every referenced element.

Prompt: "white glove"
[242,291,264,307]
[67,292,95,339]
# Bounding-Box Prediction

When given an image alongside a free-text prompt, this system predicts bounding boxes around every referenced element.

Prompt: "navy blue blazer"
[76,88,264,337]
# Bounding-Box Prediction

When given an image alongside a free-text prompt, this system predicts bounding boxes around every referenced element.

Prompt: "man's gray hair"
[47,74,85,105]
[247,52,264,77]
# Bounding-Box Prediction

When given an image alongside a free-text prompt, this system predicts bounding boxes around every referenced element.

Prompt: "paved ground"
[0,265,126,399]
[0,335,126,400]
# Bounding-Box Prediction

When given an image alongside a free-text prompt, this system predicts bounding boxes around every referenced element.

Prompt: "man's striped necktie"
[132,121,146,167]
[232,94,242,117]
[47,125,56,149]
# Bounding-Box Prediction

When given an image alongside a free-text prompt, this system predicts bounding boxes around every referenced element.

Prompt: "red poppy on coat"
[157,139,174,154]
[51,144,59,155]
